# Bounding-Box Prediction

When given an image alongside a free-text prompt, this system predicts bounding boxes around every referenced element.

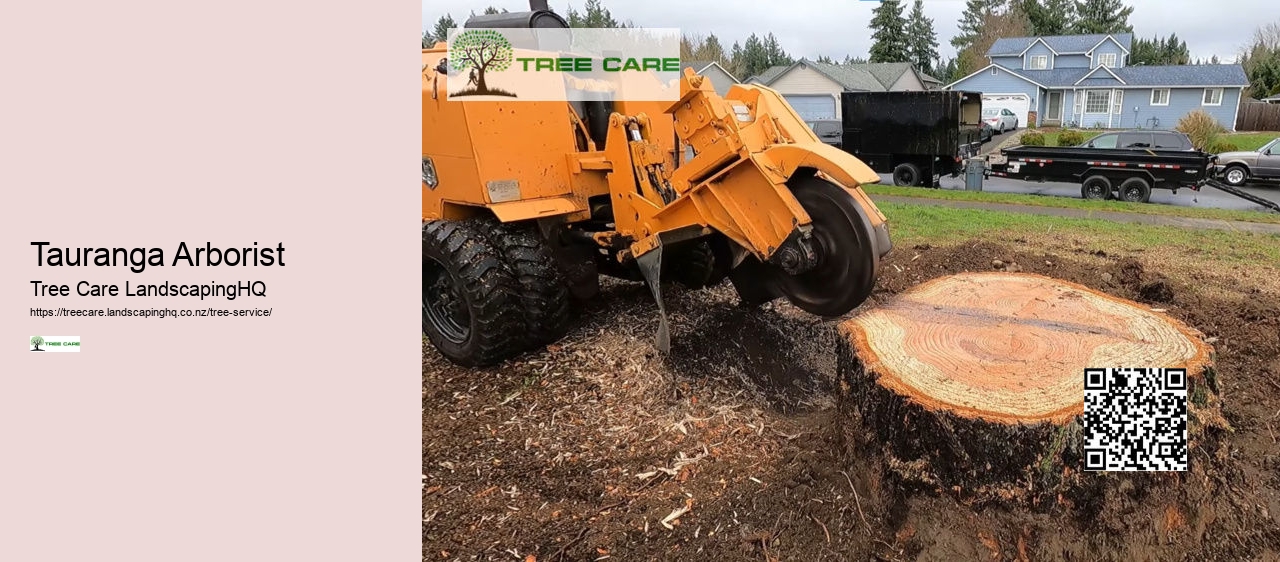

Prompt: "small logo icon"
[451,29,516,97]
[30,335,80,352]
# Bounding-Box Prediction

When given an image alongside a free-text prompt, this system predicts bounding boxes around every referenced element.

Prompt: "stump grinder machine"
[423,1,892,366]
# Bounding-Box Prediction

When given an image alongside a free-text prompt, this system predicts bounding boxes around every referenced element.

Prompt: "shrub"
[1020,131,1046,146]
[1175,110,1226,150]
[1207,141,1240,154]
[1057,130,1085,146]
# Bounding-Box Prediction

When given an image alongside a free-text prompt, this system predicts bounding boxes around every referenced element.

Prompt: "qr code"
[1084,368,1188,471]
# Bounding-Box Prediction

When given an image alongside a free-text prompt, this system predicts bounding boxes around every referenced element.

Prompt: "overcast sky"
[423,0,1279,65]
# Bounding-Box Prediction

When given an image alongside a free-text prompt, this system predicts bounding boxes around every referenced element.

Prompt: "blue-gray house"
[946,33,1250,131]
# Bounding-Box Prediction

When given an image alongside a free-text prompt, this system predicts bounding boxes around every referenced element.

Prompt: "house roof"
[747,60,931,91]
[988,33,1134,57]
[951,63,1249,90]
[746,64,789,84]
[680,60,742,83]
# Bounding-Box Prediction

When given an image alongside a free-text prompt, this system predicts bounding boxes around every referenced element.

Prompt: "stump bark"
[837,272,1219,505]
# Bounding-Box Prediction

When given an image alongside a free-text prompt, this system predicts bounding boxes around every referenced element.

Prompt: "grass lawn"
[1221,132,1279,151]
[878,200,1280,264]
[862,183,1280,225]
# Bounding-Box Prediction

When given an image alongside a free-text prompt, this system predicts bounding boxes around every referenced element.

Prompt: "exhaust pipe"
[530,0,549,11]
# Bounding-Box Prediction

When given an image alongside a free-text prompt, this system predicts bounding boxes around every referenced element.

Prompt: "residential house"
[946,33,1249,131]
[679,60,740,96]
[1262,94,1280,104]
[743,59,935,120]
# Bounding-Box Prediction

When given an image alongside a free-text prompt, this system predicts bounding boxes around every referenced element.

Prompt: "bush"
[1207,141,1240,154]
[1020,131,1046,146]
[1057,130,1085,146]
[1175,110,1226,150]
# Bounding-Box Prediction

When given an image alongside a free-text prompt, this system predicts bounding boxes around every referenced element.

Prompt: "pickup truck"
[986,141,1216,203]
[1215,137,1280,186]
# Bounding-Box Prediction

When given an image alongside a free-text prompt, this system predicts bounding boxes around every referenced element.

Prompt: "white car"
[982,108,1018,133]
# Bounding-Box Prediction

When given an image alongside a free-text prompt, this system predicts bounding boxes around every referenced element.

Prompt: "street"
[875,129,1280,213]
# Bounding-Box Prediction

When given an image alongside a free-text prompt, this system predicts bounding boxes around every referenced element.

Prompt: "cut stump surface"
[837,272,1217,502]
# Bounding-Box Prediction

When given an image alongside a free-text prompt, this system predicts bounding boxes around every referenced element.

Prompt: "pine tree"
[763,33,793,66]
[566,0,618,28]
[816,55,835,64]
[868,0,910,63]
[431,15,457,45]
[905,0,939,74]
[1073,0,1133,34]
[728,41,745,78]
[843,54,869,65]
[1018,0,1076,36]
[696,34,727,66]
[740,34,773,80]
[952,0,1003,51]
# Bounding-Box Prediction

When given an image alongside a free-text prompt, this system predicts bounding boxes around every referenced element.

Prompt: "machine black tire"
[1118,177,1152,203]
[1081,175,1112,200]
[1223,164,1250,187]
[664,240,729,290]
[484,221,573,347]
[893,162,923,187]
[775,176,880,317]
[423,220,525,367]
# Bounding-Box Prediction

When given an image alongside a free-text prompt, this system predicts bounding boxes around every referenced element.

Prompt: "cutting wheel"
[774,176,881,317]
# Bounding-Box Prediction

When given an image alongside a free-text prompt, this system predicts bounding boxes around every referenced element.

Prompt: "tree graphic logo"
[450,29,517,97]
[30,336,45,351]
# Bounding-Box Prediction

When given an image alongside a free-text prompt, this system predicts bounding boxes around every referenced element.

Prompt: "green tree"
[816,54,835,64]
[844,54,869,65]
[868,0,910,63]
[763,33,793,66]
[936,57,960,83]
[1073,0,1133,34]
[952,0,1004,52]
[905,0,939,74]
[728,41,744,78]
[739,34,773,80]
[450,29,515,96]
[566,0,619,27]
[695,34,728,66]
[1240,23,1280,98]
[1130,34,1189,66]
[1018,0,1076,36]
[423,14,457,47]
[30,336,44,351]
[956,6,1030,77]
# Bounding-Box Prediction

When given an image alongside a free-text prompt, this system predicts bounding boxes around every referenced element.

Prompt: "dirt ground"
[424,236,1280,561]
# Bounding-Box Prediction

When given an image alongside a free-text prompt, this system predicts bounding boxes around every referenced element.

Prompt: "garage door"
[783,94,836,120]
[982,94,1031,129]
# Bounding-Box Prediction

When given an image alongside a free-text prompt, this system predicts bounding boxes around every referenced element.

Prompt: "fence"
[1236,101,1280,131]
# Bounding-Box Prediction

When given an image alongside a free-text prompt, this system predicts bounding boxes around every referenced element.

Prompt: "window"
[1090,134,1118,148]
[1029,55,1048,70]
[1113,90,1123,115]
[1203,88,1223,106]
[1085,90,1111,113]
[991,67,998,75]
[1150,89,1170,106]
[1118,133,1151,148]
[1153,133,1191,150]
[1097,53,1117,68]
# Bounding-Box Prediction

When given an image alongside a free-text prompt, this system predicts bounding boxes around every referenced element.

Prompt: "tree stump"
[837,272,1220,506]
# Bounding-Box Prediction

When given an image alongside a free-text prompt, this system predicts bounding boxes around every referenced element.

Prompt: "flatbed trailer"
[986,145,1216,203]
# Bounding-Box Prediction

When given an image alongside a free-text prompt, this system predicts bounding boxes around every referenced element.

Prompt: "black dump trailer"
[840,90,984,187]
[986,146,1216,203]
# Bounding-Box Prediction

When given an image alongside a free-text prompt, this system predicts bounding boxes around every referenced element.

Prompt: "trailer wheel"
[484,221,573,348]
[1081,175,1112,200]
[423,220,526,367]
[893,163,922,187]
[1118,177,1152,204]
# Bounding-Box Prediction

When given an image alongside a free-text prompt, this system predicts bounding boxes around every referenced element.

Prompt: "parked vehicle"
[986,144,1215,203]
[980,121,994,143]
[805,119,842,148]
[983,107,1018,133]
[1216,137,1280,186]
[839,90,985,187]
[1078,130,1195,151]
